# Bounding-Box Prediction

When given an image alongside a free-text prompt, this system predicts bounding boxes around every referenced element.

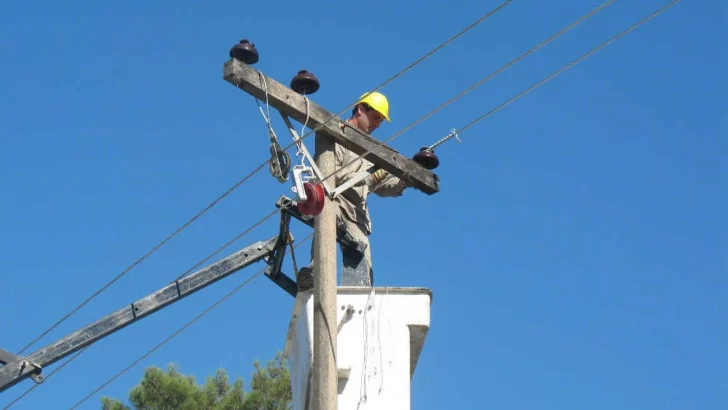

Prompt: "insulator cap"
[290,69,320,95]
[413,147,439,170]
[229,39,259,64]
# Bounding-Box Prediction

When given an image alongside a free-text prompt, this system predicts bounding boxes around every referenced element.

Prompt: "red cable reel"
[292,165,325,216]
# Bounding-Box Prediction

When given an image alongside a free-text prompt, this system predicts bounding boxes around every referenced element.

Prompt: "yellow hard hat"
[356,91,390,122]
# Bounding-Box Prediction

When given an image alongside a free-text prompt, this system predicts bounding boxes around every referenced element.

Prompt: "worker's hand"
[370,168,391,185]
[367,167,410,197]
[364,168,392,190]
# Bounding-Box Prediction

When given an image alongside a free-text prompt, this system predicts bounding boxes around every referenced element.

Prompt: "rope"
[65,233,313,410]
[255,73,292,183]
[287,232,300,276]
[298,96,311,167]
[320,0,620,186]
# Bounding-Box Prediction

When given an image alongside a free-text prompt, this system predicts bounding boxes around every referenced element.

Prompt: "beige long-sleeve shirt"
[333,142,409,235]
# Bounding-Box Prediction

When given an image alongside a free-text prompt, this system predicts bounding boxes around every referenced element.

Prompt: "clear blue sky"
[1,0,723,409]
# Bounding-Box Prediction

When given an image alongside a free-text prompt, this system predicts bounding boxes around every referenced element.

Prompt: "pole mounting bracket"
[263,209,299,297]
[0,348,44,385]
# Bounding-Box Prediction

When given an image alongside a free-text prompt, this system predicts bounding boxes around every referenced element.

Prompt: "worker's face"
[356,105,384,134]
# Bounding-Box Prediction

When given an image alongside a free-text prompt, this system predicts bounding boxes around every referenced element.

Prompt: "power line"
[173,208,281,281]
[350,0,513,103]
[231,0,514,187]
[16,160,269,356]
[320,0,619,185]
[14,1,511,356]
[453,0,682,137]
[66,233,313,410]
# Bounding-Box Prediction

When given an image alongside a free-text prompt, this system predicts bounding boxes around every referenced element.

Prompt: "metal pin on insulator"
[413,128,461,170]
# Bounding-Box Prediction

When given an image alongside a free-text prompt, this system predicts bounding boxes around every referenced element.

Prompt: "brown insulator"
[229,39,259,64]
[290,70,320,95]
[413,147,439,170]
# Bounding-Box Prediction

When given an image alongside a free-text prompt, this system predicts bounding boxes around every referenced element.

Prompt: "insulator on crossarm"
[413,147,439,170]
[229,39,259,64]
[290,70,320,95]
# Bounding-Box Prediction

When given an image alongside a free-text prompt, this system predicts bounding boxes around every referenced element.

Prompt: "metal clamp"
[0,348,44,387]
[291,164,314,202]
[428,128,461,150]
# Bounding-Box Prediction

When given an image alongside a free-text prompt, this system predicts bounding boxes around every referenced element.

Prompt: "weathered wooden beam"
[0,237,278,393]
[223,59,440,195]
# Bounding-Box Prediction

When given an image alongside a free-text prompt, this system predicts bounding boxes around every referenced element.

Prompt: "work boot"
[296,266,314,292]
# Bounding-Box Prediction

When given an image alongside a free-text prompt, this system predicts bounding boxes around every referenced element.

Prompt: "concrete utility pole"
[312,131,338,410]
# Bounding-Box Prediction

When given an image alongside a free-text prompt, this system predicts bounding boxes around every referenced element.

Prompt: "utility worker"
[297,91,410,289]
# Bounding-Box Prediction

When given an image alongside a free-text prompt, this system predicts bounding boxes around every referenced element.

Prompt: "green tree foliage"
[101,352,292,410]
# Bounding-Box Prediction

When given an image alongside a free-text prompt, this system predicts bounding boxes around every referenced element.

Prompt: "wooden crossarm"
[222,59,439,195]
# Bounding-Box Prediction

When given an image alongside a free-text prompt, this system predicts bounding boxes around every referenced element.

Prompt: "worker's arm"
[368,169,409,198]
[333,144,409,197]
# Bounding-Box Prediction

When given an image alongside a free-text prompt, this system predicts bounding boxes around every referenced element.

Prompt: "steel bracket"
[263,210,298,297]
[0,348,44,386]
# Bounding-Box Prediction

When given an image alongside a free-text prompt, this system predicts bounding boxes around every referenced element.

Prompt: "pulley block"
[413,147,440,170]
[290,70,320,95]
[291,164,325,216]
[297,182,325,216]
[229,39,259,64]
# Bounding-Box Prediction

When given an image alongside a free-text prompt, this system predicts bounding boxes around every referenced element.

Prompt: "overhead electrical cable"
[14,0,512,357]
[271,0,513,162]
[172,208,281,282]
[449,0,683,138]
[320,0,619,185]
[15,161,269,356]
